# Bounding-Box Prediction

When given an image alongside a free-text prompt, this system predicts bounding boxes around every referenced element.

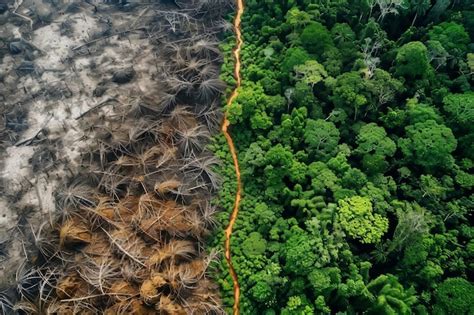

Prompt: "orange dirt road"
[221,0,244,314]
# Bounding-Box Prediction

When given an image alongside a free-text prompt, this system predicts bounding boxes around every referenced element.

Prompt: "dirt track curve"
[222,0,244,314]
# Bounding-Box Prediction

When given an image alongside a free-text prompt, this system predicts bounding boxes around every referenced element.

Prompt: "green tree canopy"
[433,278,474,315]
[443,92,474,131]
[362,274,417,315]
[304,119,340,160]
[211,1,474,313]
[428,22,470,59]
[248,263,285,306]
[281,295,314,315]
[338,196,389,244]
[327,71,368,120]
[366,69,404,110]
[356,123,396,157]
[406,99,443,124]
[285,7,311,30]
[342,168,368,191]
[398,120,457,170]
[395,41,431,78]
[242,232,267,257]
[280,226,318,275]
[281,47,311,78]
[355,123,396,174]
[300,22,334,55]
[403,0,430,25]
[294,60,328,87]
[308,161,341,195]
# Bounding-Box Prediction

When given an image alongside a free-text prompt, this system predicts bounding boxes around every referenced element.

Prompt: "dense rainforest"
[211,0,474,314]
[0,0,473,314]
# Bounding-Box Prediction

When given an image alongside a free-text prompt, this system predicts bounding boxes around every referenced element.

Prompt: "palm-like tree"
[55,180,95,212]
[196,78,226,102]
[136,193,162,219]
[78,258,121,294]
[410,0,431,26]
[59,217,91,247]
[167,106,196,131]
[0,292,13,315]
[82,197,120,230]
[197,201,218,228]
[185,277,225,314]
[166,76,194,95]
[195,102,223,133]
[126,118,152,142]
[148,240,196,267]
[35,268,61,314]
[97,168,130,200]
[159,294,187,314]
[190,38,222,59]
[104,228,147,266]
[15,262,41,301]
[119,260,148,283]
[197,64,220,80]
[30,222,59,261]
[154,178,181,196]
[179,57,209,77]
[177,264,201,291]
[214,18,233,32]
[184,210,207,239]
[12,299,38,314]
[158,92,179,114]
[174,125,210,156]
[181,155,221,191]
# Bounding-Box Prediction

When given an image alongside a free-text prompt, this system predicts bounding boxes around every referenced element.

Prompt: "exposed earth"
[0,0,231,313]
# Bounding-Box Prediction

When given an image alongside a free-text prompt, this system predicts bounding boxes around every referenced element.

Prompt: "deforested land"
[0,1,233,313]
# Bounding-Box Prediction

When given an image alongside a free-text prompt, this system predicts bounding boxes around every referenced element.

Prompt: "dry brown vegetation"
[0,0,233,313]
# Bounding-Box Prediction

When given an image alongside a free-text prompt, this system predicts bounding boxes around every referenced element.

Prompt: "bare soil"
[0,0,232,313]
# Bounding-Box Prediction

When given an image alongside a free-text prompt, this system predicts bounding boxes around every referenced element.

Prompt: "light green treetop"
[294,60,328,87]
[338,196,389,244]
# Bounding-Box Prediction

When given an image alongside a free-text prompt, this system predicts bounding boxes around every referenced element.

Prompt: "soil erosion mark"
[222,0,244,314]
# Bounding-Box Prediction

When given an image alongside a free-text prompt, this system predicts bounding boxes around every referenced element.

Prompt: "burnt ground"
[0,0,232,313]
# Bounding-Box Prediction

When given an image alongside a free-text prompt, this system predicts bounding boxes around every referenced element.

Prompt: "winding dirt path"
[222,0,244,314]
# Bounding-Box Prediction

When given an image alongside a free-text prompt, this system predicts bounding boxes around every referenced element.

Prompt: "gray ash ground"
[1,0,161,286]
[0,0,231,312]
